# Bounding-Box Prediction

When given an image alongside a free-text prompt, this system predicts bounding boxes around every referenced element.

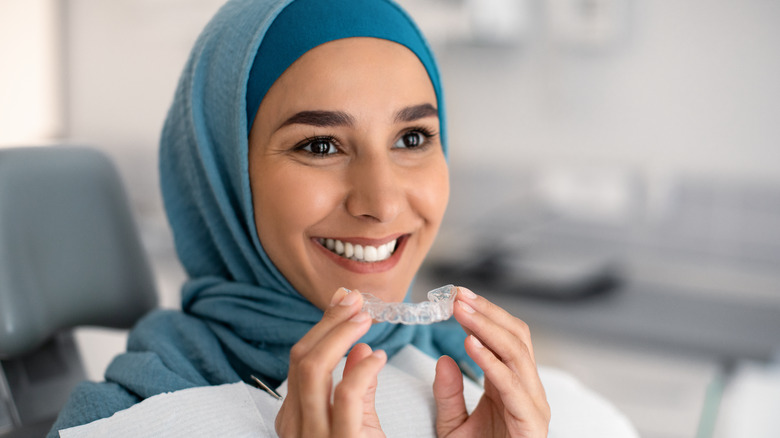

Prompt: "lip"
[312,234,408,274]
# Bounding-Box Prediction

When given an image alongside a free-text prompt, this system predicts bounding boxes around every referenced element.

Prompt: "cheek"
[253,167,341,247]
[413,160,450,225]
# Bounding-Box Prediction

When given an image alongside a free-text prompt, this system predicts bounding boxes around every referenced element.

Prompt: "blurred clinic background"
[2,0,780,437]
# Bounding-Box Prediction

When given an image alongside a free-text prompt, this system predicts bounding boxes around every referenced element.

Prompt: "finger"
[454,300,546,401]
[344,343,374,375]
[344,344,378,404]
[332,350,387,437]
[456,287,535,361]
[292,311,372,436]
[464,334,548,419]
[295,310,372,380]
[454,299,534,373]
[274,402,294,437]
[344,344,383,432]
[289,288,368,391]
[288,291,371,436]
[454,288,537,369]
[293,288,364,355]
[433,355,469,437]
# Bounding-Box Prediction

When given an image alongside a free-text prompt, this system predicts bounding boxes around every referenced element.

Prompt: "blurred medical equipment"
[430,242,622,300]
[427,166,780,358]
[250,375,283,401]
[0,146,157,437]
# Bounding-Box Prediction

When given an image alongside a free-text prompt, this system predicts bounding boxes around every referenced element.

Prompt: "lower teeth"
[338,250,391,263]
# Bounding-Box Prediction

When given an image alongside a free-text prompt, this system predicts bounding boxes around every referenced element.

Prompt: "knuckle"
[289,342,307,363]
[297,355,321,377]
[516,318,530,336]
[515,342,535,367]
[516,337,532,358]
[333,382,359,405]
[513,319,534,347]
[503,342,533,372]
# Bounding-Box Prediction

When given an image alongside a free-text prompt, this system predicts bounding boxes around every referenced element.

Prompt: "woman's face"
[249,37,449,310]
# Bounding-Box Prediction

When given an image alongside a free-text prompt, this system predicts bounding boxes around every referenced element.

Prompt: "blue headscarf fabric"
[49,0,471,434]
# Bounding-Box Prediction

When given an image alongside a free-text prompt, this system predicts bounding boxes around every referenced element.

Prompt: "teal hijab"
[49,0,472,434]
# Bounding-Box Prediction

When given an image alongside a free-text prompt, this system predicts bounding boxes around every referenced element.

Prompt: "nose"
[344,153,405,223]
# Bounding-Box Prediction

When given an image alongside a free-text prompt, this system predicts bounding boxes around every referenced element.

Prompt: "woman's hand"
[433,287,550,438]
[275,288,387,438]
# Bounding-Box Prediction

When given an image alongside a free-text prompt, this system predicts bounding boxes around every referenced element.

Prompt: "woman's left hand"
[432,287,551,438]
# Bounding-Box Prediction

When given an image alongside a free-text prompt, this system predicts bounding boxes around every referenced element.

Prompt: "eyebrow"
[394,103,438,123]
[279,110,355,128]
[278,103,438,129]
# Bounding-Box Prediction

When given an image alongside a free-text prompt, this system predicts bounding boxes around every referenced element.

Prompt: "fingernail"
[458,300,475,314]
[460,287,477,300]
[372,350,387,360]
[349,311,369,323]
[329,292,341,307]
[469,335,484,349]
[340,291,359,306]
[329,288,349,307]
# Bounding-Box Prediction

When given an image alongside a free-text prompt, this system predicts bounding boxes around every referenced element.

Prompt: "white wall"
[64,0,225,217]
[436,0,780,183]
[55,0,780,222]
[0,0,63,145]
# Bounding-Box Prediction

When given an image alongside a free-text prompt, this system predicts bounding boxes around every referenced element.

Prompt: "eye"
[393,131,427,149]
[298,138,338,156]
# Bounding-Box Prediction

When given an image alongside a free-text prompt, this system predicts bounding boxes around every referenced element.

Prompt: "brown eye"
[394,132,425,149]
[300,138,337,156]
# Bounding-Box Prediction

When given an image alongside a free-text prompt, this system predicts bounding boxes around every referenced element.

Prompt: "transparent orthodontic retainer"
[360,284,457,325]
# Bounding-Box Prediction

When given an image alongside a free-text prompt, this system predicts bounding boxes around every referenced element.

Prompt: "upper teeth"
[319,238,397,262]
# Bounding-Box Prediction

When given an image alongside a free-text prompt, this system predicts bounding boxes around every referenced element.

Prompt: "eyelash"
[398,126,438,149]
[294,135,340,157]
[293,127,439,158]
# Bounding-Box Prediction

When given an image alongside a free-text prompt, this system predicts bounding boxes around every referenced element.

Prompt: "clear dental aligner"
[360,284,457,325]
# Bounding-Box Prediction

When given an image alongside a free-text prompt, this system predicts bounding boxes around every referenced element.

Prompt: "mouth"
[316,236,400,263]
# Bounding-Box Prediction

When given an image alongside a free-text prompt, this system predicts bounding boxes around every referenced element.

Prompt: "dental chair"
[0,146,158,436]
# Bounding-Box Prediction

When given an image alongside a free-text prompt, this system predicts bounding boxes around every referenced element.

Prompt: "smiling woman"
[47,0,637,437]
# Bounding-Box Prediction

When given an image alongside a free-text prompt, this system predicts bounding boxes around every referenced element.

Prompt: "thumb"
[344,343,374,375]
[344,343,383,431]
[433,355,469,437]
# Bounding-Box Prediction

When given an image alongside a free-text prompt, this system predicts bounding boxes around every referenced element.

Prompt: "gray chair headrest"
[0,146,158,358]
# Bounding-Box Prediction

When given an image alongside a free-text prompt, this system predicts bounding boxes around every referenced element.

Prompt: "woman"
[50,0,636,436]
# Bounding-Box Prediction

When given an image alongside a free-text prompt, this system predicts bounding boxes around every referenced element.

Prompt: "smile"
[317,237,398,263]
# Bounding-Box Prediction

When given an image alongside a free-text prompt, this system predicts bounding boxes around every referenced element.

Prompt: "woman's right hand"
[275,288,387,438]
